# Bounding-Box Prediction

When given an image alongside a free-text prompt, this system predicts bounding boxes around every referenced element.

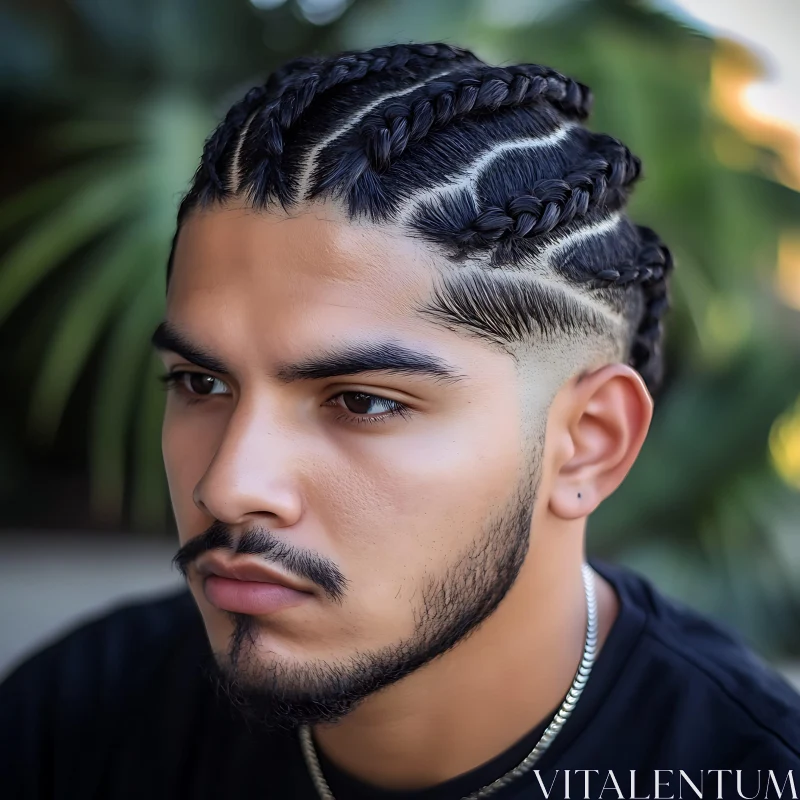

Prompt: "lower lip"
[203,575,311,615]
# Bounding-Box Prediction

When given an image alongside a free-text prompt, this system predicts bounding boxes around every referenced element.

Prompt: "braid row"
[628,225,674,393]
[205,54,332,187]
[235,43,481,198]
[199,43,478,196]
[362,66,593,172]
[200,85,272,192]
[429,134,640,252]
[592,225,673,394]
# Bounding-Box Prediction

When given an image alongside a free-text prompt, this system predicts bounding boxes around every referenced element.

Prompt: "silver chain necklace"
[300,563,598,800]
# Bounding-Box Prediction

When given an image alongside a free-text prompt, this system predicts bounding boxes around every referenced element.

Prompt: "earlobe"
[547,364,653,521]
[549,483,598,520]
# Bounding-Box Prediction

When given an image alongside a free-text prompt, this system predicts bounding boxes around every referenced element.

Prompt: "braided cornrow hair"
[171,42,674,400]
[411,133,641,252]
[362,66,592,171]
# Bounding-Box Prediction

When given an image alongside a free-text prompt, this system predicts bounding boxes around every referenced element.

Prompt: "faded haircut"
[168,42,674,400]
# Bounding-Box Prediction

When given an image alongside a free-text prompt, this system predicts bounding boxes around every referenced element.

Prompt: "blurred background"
[1,0,799,682]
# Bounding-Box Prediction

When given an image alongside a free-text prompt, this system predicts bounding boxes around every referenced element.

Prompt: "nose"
[192,398,303,528]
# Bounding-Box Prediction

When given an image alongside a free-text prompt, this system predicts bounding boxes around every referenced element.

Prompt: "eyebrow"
[150,321,467,385]
[151,322,229,374]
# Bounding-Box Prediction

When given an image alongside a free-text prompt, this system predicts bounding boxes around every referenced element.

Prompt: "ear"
[548,364,653,520]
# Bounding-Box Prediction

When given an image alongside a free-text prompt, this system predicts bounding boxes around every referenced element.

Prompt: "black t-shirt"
[1,559,799,799]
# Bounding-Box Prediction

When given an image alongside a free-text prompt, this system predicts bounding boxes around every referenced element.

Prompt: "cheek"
[162,403,226,537]
[310,396,523,591]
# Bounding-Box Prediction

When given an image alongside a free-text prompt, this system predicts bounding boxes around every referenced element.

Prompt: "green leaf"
[0,160,146,325]
[27,223,154,442]
[0,159,127,234]
[89,259,165,523]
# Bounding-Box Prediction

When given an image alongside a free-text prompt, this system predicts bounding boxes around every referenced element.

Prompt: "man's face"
[159,202,546,727]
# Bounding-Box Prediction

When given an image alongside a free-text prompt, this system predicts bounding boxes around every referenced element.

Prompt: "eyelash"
[158,370,413,426]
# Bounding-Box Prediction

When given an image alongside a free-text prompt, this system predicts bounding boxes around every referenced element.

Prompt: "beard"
[203,472,537,733]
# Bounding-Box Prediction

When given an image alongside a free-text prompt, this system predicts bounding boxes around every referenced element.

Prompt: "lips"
[197,557,308,590]
[197,556,313,615]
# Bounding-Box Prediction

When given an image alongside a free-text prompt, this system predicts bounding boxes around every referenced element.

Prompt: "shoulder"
[0,588,206,795]
[593,559,800,765]
[0,586,204,712]
[1,586,201,691]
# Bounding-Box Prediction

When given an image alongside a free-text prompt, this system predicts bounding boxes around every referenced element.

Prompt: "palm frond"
[27,221,154,442]
[0,161,145,324]
[88,255,165,524]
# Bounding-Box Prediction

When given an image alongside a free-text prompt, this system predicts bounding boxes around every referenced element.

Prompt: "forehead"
[169,202,440,330]
[165,201,520,383]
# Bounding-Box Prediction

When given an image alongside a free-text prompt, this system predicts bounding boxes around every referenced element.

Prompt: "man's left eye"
[337,392,401,415]
[161,371,231,396]
[183,373,229,395]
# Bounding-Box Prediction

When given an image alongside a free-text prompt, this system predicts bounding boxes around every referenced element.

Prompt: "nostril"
[192,487,207,513]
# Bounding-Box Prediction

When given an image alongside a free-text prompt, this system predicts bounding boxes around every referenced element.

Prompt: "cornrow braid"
[194,43,480,204]
[307,65,591,204]
[560,221,672,391]
[410,132,641,255]
[204,54,333,191]
[200,85,272,195]
[624,226,674,391]
[232,43,482,205]
[359,65,592,174]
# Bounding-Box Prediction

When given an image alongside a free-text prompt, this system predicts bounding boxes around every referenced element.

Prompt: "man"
[2,43,798,799]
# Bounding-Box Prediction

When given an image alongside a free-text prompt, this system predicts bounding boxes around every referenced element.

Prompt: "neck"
[311,532,618,792]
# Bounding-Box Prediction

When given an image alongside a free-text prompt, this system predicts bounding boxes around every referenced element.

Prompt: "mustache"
[172,520,348,603]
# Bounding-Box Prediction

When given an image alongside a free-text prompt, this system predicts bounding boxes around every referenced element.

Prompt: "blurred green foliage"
[1,0,799,656]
